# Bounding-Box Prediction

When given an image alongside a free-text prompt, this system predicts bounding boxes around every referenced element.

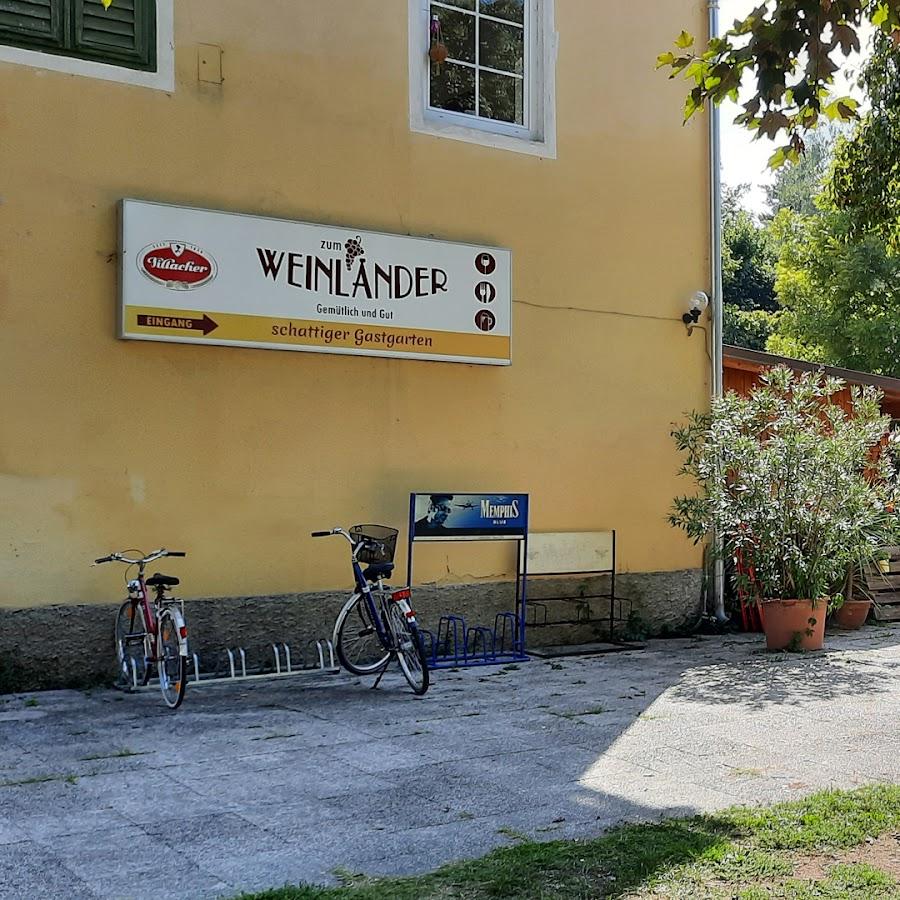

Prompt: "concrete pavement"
[1,626,899,898]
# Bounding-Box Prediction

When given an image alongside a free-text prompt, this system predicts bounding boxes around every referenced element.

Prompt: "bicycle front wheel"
[335,595,391,675]
[114,601,151,688]
[387,603,430,696]
[157,610,186,710]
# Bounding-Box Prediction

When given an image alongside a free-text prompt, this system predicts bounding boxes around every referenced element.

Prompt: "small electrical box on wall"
[198,44,223,84]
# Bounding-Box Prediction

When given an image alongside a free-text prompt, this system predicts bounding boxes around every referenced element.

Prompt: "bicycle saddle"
[146,573,180,587]
[363,563,393,583]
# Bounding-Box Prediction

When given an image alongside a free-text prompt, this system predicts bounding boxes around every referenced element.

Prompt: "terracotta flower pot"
[831,598,872,630]
[760,599,827,651]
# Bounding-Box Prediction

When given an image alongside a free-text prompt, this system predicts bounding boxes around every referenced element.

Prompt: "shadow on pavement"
[667,636,897,710]
[0,627,898,897]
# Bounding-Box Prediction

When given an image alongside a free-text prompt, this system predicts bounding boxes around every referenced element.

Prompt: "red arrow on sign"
[136,313,219,336]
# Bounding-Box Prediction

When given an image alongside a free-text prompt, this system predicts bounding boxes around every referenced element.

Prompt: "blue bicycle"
[312,525,429,695]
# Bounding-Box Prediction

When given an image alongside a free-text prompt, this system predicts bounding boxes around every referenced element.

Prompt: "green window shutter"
[72,0,155,70]
[0,0,65,51]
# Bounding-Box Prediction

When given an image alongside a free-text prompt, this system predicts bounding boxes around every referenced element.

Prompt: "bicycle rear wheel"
[335,594,391,675]
[157,610,186,710]
[114,601,151,688]
[387,603,430,696]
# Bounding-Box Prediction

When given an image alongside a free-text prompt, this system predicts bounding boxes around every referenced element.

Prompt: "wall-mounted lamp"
[683,290,710,333]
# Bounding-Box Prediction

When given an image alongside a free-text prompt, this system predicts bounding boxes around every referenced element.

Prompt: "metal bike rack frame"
[407,492,530,670]
[120,638,340,693]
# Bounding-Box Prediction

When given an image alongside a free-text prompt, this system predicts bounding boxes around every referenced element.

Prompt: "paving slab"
[1,627,899,898]
[0,842,97,899]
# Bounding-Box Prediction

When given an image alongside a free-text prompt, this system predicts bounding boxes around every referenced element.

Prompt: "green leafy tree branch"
[658,1,900,167]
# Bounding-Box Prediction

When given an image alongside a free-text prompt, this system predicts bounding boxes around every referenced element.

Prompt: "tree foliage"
[764,122,842,217]
[693,28,900,374]
[760,35,900,374]
[829,32,900,247]
[658,1,900,167]
[765,329,829,361]
[721,187,778,350]
[723,187,778,313]
[725,306,778,351]
[771,207,900,376]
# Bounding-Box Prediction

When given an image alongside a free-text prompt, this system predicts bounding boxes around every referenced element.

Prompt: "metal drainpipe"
[709,0,727,622]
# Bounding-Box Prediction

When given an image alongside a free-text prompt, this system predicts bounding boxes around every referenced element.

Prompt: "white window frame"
[409,0,557,158]
[0,0,174,92]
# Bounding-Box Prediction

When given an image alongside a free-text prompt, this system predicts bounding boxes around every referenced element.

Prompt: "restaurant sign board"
[119,200,512,365]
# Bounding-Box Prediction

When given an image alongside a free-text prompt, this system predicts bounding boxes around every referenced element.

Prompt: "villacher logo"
[138,241,218,290]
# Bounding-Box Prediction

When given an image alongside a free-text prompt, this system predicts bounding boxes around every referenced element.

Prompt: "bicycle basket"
[349,525,398,564]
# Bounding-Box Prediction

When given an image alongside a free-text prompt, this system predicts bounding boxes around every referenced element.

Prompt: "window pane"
[479,70,522,124]
[439,0,476,9]
[479,18,523,75]
[431,4,474,63]
[479,0,524,25]
[431,61,476,116]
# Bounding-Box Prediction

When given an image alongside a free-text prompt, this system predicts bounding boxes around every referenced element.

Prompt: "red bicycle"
[94,548,189,709]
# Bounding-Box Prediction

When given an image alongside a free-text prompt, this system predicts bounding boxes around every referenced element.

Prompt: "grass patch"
[726,786,900,851]
[0,773,79,788]
[495,826,530,843]
[828,862,897,892]
[233,785,900,900]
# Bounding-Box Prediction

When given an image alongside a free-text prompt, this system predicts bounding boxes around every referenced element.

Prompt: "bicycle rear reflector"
[391,589,411,602]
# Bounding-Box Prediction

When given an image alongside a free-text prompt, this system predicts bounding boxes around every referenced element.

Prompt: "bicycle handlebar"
[310,530,390,567]
[311,528,353,540]
[311,528,359,549]
[92,549,186,566]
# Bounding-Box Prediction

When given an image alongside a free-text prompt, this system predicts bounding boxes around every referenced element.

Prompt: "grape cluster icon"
[345,236,364,270]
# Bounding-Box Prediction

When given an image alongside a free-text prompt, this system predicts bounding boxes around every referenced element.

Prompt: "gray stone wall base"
[0,569,702,693]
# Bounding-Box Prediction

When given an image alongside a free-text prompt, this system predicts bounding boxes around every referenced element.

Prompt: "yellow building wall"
[0,0,710,607]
